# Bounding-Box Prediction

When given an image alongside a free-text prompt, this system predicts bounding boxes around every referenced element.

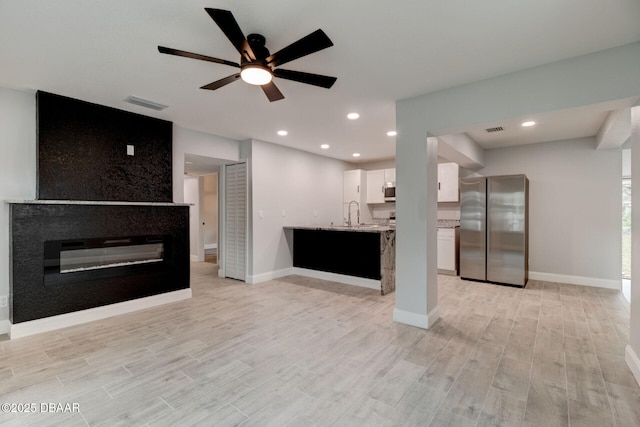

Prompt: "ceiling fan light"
[240,64,273,85]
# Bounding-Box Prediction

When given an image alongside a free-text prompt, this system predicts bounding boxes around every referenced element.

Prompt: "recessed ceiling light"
[320,144,330,149]
[277,130,288,136]
[521,121,536,127]
[387,130,397,137]
[347,112,360,120]
[352,153,361,157]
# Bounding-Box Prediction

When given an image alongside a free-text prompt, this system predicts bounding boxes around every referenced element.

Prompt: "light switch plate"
[127,145,134,156]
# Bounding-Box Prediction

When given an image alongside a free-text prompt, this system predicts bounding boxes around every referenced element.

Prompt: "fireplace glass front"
[60,241,163,273]
[44,235,170,286]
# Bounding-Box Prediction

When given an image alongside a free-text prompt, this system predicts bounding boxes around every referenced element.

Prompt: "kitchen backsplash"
[371,203,396,220]
[438,204,460,220]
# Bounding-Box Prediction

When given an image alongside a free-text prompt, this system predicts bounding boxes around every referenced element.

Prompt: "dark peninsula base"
[293,229,381,279]
[288,226,395,295]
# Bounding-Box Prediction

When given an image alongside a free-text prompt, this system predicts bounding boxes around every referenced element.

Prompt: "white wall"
[630,106,640,385]
[0,87,36,330]
[480,138,622,287]
[183,176,201,261]
[172,126,240,203]
[248,139,346,283]
[203,174,218,248]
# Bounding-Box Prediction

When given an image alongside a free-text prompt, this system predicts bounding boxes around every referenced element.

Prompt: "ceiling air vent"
[124,96,168,111]
[485,126,504,133]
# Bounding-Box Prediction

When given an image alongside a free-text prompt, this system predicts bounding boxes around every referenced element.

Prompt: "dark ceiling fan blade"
[261,81,285,102]
[266,29,333,68]
[204,8,255,61]
[158,46,240,68]
[273,69,337,89]
[200,73,241,90]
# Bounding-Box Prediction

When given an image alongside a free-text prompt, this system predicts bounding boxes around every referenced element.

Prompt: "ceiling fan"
[158,8,337,102]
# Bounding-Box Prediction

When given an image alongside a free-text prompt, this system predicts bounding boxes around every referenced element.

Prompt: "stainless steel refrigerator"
[459,175,529,287]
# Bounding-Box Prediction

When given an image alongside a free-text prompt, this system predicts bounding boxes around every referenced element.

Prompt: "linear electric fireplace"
[44,235,171,286]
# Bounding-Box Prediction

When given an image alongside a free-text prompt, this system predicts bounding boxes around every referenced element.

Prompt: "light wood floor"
[1,262,639,426]
[204,248,217,265]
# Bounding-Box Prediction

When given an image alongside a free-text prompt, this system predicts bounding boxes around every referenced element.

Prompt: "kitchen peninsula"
[284,225,395,295]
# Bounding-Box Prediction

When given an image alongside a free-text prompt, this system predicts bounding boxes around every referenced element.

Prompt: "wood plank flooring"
[1,262,639,426]
[204,248,217,265]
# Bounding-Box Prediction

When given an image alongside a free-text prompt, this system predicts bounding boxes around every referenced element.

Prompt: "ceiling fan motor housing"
[246,33,270,63]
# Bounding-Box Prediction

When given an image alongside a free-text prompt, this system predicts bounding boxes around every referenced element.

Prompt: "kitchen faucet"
[347,200,360,227]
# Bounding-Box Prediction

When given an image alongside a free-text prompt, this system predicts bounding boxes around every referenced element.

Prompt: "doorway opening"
[183,154,226,269]
[182,153,247,281]
[203,173,218,265]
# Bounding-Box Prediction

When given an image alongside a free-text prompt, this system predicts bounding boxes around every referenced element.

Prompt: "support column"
[627,105,640,385]
[394,135,439,328]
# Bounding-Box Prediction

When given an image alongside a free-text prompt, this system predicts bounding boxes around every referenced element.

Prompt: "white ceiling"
[465,99,635,150]
[1,1,639,163]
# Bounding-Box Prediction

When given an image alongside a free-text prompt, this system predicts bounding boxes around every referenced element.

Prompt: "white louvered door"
[224,162,247,281]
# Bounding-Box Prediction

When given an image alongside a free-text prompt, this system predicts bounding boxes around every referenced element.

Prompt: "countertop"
[287,222,455,231]
[437,219,460,229]
[284,224,395,233]
[5,199,191,207]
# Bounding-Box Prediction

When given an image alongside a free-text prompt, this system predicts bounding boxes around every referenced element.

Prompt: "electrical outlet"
[0,295,7,307]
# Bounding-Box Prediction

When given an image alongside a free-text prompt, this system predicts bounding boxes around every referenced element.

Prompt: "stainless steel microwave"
[384,186,395,202]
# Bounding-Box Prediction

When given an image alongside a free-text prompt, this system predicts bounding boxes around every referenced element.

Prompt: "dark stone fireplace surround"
[8,91,190,326]
[9,201,190,324]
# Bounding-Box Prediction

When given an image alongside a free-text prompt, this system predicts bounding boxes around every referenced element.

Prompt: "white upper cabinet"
[366,170,385,204]
[344,169,371,224]
[438,163,459,202]
[343,169,363,204]
[366,168,395,204]
[384,168,396,185]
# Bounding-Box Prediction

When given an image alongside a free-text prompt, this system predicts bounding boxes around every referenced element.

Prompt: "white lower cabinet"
[437,228,459,274]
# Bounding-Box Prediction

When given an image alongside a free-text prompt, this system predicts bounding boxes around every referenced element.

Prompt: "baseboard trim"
[529,271,620,289]
[393,306,440,330]
[626,345,640,387]
[438,268,458,276]
[9,289,192,339]
[204,243,217,250]
[0,319,11,336]
[248,268,294,284]
[190,254,199,262]
[292,267,381,291]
